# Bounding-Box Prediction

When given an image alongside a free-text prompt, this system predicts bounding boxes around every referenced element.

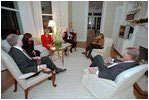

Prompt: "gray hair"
[6,34,18,46]
[126,47,140,61]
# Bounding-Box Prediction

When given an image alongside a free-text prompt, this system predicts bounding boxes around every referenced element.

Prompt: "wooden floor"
[1,47,148,98]
[1,69,14,93]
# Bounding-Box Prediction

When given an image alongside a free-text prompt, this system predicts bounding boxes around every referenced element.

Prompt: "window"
[41,1,53,31]
[1,1,23,40]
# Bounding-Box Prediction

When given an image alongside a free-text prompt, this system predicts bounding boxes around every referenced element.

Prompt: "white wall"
[52,1,69,31]
[113,1,148,55]
[112,5,122,44]
[72,1,88,42]
[133,25,148,49]
[100,1,119,38]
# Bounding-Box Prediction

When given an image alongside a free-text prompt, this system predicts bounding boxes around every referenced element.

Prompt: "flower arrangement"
[53,27,62,49]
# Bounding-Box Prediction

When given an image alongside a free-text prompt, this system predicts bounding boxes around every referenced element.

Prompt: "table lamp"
[48,20,56,34]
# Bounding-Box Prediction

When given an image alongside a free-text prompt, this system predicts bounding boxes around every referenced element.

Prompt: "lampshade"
[48,20,56,27]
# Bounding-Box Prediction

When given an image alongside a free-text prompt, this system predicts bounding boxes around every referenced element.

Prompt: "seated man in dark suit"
[6,34,67,74]
[88,47,140,81]
[63,28,77,53]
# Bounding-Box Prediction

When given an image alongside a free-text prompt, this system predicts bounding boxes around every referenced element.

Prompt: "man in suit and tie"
[7,34,67,74]
[62,28,77,53]
[88,47,140,81]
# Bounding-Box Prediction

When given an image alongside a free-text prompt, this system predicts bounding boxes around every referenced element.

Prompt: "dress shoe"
[56,68,67,74]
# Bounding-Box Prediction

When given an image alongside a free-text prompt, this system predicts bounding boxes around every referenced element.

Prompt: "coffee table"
[49,43,72,65]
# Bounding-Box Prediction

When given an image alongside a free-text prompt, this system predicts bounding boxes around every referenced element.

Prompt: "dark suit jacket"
[98,60,139,81]
[63,32,75,42]
[8,47,38,74]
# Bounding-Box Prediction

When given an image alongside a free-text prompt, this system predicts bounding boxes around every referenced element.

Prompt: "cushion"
[1,40,11,52]
[19,72,35,80]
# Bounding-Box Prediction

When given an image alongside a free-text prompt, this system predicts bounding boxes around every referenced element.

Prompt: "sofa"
[91,37,113,59]
[81,64,148,99]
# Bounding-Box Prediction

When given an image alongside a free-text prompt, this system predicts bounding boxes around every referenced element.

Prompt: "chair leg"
[13,79,17,92]
[51,71,57,87]
[24,88,29,99]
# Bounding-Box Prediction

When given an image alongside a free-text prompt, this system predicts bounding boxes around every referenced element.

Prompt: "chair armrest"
[34,45,48,53]
[84,68,117,88]
[34,45,49,57]
[19,72,35,80]
[34,45,47,51]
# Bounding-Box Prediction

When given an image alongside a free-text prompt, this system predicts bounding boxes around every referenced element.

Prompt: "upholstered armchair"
[81,64,148,99]
[91,37,113,59]
[1,35,55,98]
[1,49,56,99]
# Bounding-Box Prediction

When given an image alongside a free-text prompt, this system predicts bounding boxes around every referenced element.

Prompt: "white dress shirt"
[14,46,32,59]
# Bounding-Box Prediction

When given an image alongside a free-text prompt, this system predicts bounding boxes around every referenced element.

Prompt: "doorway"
[87,1,103,43]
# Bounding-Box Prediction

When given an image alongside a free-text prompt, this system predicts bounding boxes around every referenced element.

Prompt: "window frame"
[1,2,24,36]
[40,1,53,31]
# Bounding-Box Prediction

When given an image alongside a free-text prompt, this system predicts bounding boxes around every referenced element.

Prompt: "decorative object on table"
[126,13,136,20]
[126,2,142,21]
[53,28,62,49]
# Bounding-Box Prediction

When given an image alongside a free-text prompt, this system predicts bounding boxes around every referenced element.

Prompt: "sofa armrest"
[82,68,117,87]
[19,72,35,80]
[34,45,49,57]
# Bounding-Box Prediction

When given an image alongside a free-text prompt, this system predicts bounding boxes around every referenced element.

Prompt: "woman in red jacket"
[41,33,53,49]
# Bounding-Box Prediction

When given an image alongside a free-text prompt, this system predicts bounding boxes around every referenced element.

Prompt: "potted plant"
[53,28,62,49]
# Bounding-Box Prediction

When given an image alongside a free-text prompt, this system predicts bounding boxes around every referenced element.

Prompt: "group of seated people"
[5,29,140,81]
[41,28,77,55]
[6,34,67,77]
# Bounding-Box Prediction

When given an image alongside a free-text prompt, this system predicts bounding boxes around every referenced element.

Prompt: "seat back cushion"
[1,40,11,53]
[115,64,148,89]
[1,49,22,79]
